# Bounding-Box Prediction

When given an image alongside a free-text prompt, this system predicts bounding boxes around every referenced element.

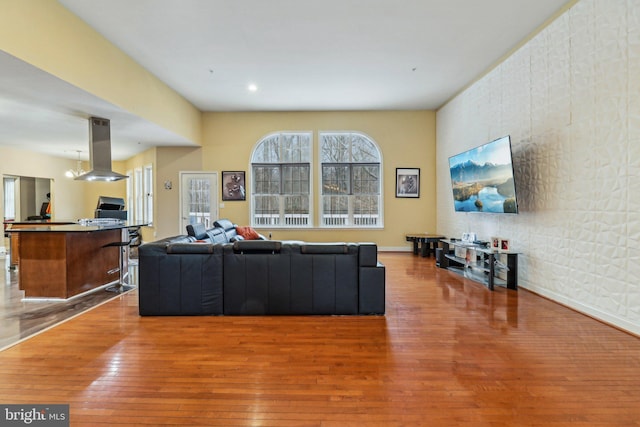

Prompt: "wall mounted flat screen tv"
[448,135,519,214]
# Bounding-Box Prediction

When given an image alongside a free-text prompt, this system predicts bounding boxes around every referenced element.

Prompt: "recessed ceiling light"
[248,83,258,92]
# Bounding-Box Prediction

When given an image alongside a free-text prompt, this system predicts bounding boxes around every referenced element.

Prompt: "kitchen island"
[8,221,144,299]
[4,220,75,269]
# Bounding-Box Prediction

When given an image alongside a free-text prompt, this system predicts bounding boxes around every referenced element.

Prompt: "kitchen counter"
[4,219,147,299]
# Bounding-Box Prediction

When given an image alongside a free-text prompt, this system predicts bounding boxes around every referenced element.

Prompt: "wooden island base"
[18,228,122,299]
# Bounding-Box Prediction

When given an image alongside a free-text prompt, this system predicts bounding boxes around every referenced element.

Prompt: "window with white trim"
[143,164,153,225]
[251,132,312,227]
[320,132,382,227]
[126,170,133,220]
[134,168,143,222]
[3,177,16,220]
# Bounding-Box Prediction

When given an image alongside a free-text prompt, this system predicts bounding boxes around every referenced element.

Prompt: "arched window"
[251,132,312,227]
[320,132,382,227]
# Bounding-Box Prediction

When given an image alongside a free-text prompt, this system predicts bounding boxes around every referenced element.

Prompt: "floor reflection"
[0,255,137,351]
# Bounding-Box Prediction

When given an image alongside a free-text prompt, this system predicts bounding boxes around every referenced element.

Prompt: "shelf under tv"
[439,240,518,291]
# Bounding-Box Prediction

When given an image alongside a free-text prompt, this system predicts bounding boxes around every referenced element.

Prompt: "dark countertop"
[3,220,74,225]
[4,220,149,232]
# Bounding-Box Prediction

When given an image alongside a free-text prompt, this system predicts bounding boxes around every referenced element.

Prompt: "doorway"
[179,172,219,234]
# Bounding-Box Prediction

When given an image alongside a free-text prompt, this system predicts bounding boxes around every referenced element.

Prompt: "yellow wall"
[0,0,202,145]
[0,146,124,222]
[202,110,436,249]
[125,146,203,241]
[156,147,204,237]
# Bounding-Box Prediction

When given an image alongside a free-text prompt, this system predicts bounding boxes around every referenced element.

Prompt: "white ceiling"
[0,51,193,161]
[0,0,570,160]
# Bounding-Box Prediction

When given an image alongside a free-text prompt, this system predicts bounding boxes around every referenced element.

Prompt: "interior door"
[179,172,218,234]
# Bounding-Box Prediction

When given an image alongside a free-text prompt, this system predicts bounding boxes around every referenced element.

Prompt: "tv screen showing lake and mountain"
[448,136,519,214]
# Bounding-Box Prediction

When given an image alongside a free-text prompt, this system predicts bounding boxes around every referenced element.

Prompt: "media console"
[438,239,518,291]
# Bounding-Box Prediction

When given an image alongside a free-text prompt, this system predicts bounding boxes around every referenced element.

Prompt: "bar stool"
[103,238,134,293]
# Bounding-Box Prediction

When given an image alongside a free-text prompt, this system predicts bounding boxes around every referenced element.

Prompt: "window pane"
[254,195,279,213]
[143,165,153,225]
[354,195,380,226]
[322,195,349,226]
[126,170,133,221]
[351,134,380,162]
[253,135,280,163]
[281,135,294,163]
[254,195,280,225]
[299,134,311,162]
[322,164,350,195]
[321,134,350,162]
[185,177,212,226]
[284,194,310,226]
[135,168,143,222]
[354,195,378,213]
[283,165,309,194]
[3,178,16,219]
[352,164,379,195]
[253,165,281,194]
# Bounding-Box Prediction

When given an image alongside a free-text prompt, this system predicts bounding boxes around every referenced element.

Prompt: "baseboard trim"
[521,284,640,338]
[379,246,412,252]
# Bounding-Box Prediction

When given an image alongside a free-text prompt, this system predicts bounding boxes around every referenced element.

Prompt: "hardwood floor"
[0,253,638,426]
[0,255,136,351]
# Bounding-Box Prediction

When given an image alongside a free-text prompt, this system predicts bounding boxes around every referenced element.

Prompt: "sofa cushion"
[300,243,349,254]
[291,243,359,314]
[186,223,208,240]
[232,240,282,253]
[213,219,235,232]
[236,225,260,240]
[167,243,215,254]
[213,218,239,242]
[358,243,378,267]
[138,242,224,315]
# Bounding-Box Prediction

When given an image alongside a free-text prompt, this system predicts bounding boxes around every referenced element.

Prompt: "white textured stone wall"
[436,0,640,334]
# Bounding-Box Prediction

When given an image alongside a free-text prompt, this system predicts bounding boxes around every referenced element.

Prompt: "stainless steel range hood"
[74,117,128,181]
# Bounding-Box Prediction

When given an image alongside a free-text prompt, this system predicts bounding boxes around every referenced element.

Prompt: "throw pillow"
[235,226,260,240]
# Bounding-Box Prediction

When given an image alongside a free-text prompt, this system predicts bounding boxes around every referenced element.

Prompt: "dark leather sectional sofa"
[138,220,385,316]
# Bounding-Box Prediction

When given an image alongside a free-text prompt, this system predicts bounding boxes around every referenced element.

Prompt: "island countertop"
[5,220,148,232]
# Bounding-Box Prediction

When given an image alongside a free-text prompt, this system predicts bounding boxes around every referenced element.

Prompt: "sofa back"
[223,240,290,315]
[291,243,359,315]
[138,238,384,316]
[138,238,223,315]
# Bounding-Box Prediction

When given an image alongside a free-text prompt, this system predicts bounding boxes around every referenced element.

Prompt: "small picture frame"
[396,168,420,198]
[491,237,500,252]
[499,238,510,253]
[222,171,246,201]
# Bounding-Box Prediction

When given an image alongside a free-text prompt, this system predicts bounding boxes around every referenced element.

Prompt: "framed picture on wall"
[222,171,246,201]
[396,168,420,198]
[491,237,500,252]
